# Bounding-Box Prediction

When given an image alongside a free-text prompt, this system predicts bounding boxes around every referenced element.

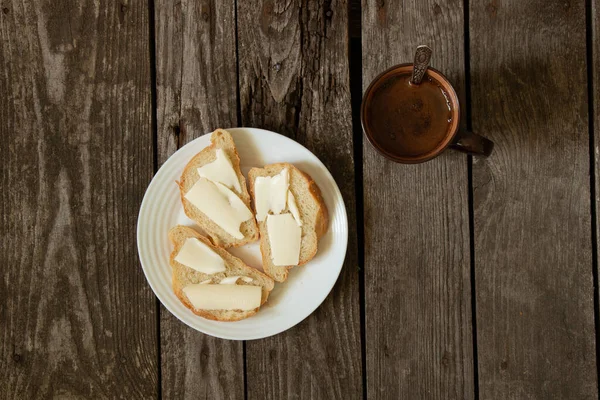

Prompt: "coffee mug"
[361,63,493,163]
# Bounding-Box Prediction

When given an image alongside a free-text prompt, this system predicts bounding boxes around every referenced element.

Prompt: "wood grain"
[593,0,600,392]
[362,0,475,398]
[237,0,363,398]
[470,0,597,398]
[154,0,245,398]
[0,0,157,398]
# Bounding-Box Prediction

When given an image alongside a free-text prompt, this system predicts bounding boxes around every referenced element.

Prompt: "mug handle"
[449,130,494,157]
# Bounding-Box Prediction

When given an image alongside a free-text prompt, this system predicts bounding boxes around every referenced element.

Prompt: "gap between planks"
[463,0,480,397]
[584,0,600,395]
[147,0,162,397]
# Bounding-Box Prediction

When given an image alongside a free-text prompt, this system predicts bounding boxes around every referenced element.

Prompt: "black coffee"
[365,72,454,157]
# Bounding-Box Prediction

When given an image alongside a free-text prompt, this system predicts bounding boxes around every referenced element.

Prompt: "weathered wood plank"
[0,1,157,398]
[362,1,475,398]
[593,1,600,392]
[154,0,244,398]
[237,1,363,399]
[470,0,597,398]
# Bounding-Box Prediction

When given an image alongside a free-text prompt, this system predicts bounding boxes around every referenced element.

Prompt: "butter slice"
[254,178,271,222]
[213,182,253,221]
[254,168,289,222]
[287,190,302,226]
[183,284,262,311]
[174,238,226,274]
[196,148,241,192]
[219,276,254,284]
[266,213,301,266]
[184,178,252,239]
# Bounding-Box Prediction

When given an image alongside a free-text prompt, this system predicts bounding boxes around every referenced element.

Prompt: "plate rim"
[136,127,348,340]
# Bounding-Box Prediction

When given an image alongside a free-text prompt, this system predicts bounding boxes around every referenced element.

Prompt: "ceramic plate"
[137,128,348,340]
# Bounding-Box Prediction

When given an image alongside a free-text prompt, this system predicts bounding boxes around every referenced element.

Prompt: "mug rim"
[361,63,461,164]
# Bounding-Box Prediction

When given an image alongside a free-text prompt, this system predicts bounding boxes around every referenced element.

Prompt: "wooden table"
[2,0,598,398]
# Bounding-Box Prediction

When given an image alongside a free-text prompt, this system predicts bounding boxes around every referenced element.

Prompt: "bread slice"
[169,225,275,321]
[177,129,258,248]
[248,163,329,282]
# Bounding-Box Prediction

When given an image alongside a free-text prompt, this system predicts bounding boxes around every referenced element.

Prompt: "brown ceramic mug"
[361,63,493,163]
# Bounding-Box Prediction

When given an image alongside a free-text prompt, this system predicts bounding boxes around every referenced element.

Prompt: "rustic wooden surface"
[0,0,158,398]
[362,1,474,398]
[470,0,597,398]
[2,0,600,398]
[237,0,363,398]
[155,0,245,398]
[593,2,600,392]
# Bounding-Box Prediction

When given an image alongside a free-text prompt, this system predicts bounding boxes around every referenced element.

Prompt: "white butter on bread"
[266,213,301,266]
[249,163,328,282]
[287,190,302,226]
[169,225,275,321]
[183,284,262,311]
[196,148,241,192]
[254,168,289,222]
[174,238,226,274]
[213,182,254,220]
[219,276,253,284]
[184,178,253,239]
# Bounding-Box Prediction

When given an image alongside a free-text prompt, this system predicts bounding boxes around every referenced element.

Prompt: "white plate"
[137,128,348,340]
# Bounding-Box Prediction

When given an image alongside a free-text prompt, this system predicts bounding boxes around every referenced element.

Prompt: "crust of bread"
[169,225,274,321]
[177,129,259,248]
[248,163,329,282]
